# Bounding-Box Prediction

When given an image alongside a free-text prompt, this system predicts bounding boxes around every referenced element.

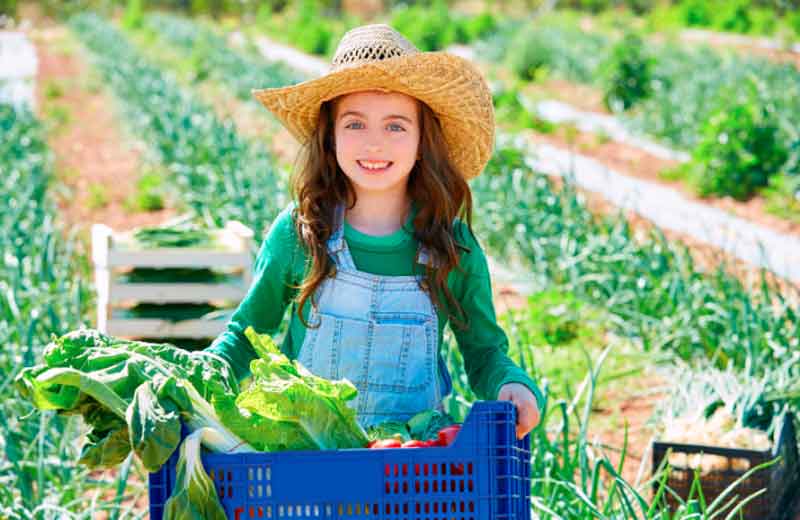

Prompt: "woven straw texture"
[253,24,494,180]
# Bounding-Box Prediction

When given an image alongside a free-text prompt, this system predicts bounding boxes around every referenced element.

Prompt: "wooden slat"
[105,249,251,268]
[108,281,247,304]
[104,318,229,339]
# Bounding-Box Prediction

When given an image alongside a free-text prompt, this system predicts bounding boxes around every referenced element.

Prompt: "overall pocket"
[368,312,435,393]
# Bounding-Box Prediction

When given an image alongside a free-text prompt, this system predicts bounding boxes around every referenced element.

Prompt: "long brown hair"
[291,95,474,329]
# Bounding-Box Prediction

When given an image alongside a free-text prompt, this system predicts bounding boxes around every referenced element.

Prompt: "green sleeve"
[206,205,300,380]
[449,223,544,410]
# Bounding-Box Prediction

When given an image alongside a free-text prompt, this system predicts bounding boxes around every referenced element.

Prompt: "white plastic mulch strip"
[445,42,691,163]
[680,28,800,55]
[240,33,329,78]
[533,99,691,163]
[525,138,800,284]
[0,31,37,110]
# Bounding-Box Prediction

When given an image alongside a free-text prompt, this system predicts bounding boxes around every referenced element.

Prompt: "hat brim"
[252,52,494,180]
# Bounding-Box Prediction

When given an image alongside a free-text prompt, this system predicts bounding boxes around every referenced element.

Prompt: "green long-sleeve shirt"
[207,203,543,407]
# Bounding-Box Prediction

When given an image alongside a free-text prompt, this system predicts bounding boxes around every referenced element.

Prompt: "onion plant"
[69,13,287,244]
[0,105,143,517]
[471,135,800,374]
[141,13,303,100]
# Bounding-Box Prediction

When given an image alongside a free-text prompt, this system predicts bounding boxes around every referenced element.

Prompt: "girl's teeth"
[359,161,390,170]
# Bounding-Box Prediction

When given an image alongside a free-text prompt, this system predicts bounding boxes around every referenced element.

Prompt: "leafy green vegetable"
[366,409,456,443]
[164,428,227,520]
[407,409,456,442]
[15,329,250,472]
[366,421,411,443]
[131,214,217,249]
[219,328,369,451]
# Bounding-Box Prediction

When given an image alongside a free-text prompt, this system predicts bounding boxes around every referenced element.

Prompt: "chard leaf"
[164,428,227,520]
[127,376,182,472]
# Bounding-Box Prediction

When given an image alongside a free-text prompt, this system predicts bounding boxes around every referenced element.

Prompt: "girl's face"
[333,90,421,200]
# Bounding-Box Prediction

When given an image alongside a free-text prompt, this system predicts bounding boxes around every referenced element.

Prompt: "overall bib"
[297,205,453,429]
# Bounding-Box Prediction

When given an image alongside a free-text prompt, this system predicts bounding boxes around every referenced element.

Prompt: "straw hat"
[252,24,495,180]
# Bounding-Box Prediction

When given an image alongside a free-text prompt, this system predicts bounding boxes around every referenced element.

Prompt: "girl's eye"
[388,123,405,132]
[345,121,364,129]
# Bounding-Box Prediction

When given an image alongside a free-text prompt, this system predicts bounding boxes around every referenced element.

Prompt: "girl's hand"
[498,383,541,440]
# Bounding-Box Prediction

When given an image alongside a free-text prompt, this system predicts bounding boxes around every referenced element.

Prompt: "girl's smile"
[334,90,420,196]
[356,159,393,172]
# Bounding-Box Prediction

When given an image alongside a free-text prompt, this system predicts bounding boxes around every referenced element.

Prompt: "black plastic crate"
[652,413,799,519]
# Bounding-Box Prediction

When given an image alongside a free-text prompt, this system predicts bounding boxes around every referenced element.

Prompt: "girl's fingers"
[498,383,540,439]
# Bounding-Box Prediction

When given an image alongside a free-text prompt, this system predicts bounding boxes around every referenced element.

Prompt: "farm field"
[2,0,800,518]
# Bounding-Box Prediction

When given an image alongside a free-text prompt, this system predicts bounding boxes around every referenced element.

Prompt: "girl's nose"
[364,129,383,153]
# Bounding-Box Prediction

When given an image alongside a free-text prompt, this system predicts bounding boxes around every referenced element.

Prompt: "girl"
[206,24,542,439]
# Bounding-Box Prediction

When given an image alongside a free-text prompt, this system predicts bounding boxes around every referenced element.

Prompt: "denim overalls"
[297,204,453,429]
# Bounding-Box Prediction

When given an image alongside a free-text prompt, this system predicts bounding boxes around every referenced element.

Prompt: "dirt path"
[31,23,176,243]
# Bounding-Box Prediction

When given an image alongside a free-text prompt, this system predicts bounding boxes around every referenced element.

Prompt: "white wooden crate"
[92,221,254,339]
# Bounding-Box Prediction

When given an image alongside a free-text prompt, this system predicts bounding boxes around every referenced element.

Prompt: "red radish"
[437,425,461,447]
[401,440,428,448]
[369,439,402,449]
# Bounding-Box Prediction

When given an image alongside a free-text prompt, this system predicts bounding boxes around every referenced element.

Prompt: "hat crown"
[331,24,419,70]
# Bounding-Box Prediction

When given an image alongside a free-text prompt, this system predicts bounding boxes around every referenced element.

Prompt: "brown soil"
[31,24,176,241]
[525,78,609,115]
[196,81,301,168]
[485,60,610,115]
[677,30,800,70]
[86,466,150,519]
[590,371,668,488]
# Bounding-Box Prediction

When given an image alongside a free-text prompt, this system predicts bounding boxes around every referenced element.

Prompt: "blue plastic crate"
[149,401,531,519]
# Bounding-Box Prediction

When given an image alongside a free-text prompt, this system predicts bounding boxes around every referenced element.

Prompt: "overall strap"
[325,202,441,270]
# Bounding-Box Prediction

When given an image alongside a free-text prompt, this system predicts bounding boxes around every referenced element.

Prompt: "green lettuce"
[222,328,368,451]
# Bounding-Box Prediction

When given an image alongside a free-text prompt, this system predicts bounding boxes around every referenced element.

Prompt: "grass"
[499,289,668,410]
[125,169,166,212]
[43,104,71,134]
[763,175,800,225]
[44,79,65,100]
[87,181,109,209]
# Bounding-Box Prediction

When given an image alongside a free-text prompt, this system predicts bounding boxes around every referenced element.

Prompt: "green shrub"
[750,7,778,35]
[131,170,166,212]
[680,0,714,27]
[0,0,17,17]
[297,20,333,55]
[87,182,109,209]
[600,32,653,112]
[287,0,333,55]
[786,10,800,36]
[460,12,497,43]
[689,77,788,200]
[506,26,555,81]
[122,0,144,29]
[390,0,456,51]
[717,0,752,33]
[491,80,554,133]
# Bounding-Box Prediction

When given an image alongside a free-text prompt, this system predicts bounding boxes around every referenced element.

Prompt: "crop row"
[0,105,132,516]
[141,13,304,101]
[70,13,289,244]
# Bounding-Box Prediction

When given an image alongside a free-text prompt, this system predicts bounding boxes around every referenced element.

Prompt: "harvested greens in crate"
[652,364,800,518]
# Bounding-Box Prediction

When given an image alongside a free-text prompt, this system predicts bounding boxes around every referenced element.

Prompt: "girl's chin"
[345,169,411,193]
